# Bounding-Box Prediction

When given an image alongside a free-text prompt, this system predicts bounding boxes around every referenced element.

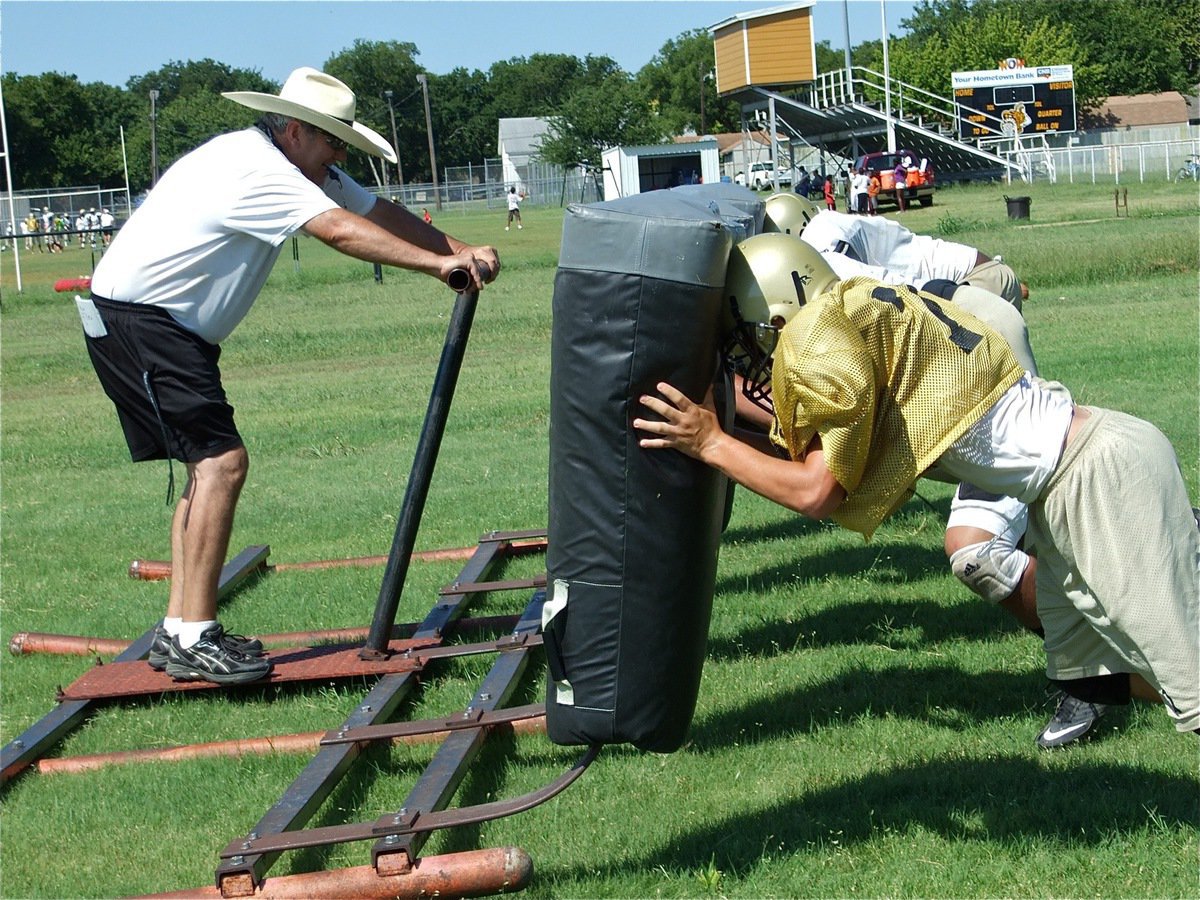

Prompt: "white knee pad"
[949,535,1030,604]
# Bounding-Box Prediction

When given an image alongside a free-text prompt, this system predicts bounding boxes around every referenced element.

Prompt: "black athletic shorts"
[85,296,243,463]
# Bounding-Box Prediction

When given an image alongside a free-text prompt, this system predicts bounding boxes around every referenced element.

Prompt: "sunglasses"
[306,124,348,152]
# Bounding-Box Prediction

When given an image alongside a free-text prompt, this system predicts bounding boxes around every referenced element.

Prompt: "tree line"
[4,0,1194,194]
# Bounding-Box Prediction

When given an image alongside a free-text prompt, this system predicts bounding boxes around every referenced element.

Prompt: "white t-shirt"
[818,251,901,285]
[90,128,376,343]
[506,191,521,211]
[933,374,1074,504]
[801,210,979,286]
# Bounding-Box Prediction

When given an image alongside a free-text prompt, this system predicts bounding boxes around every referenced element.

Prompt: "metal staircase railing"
[809,67,963,135]
[980,135,1057,183]
[799,67,1032,181]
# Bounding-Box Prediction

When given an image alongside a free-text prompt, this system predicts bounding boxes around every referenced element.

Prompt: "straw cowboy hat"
[222,67,397,163]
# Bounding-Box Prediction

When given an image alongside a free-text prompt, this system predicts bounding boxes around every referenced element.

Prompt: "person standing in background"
[505,186,523,231]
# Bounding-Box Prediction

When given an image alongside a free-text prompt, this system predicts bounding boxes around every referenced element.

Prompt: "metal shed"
[600,139,722,200]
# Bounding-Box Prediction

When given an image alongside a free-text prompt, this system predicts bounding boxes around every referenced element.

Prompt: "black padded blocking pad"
[545,194,734,752]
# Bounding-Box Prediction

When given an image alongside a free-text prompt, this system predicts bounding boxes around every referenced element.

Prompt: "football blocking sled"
[545,192,737,752]
[670,181,767,241]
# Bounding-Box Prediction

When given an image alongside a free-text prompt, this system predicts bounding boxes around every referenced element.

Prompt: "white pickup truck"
[735,161,793,190]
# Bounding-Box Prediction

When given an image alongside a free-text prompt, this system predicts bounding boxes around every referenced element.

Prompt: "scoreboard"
[951,64,1076,140]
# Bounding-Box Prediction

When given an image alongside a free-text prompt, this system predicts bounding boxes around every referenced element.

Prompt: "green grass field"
[1,180,1197,898]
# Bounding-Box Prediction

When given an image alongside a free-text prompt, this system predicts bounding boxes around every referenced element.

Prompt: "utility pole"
[699,60,707,135]
[416,73,441,210]
[880,0,896,152]
[384,90,404,193]
[149,89,160,186]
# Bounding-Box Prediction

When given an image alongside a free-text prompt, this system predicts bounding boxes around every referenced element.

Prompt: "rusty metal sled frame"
[4,531,598,897]
[214,530,601,897]
[2,285,601,897]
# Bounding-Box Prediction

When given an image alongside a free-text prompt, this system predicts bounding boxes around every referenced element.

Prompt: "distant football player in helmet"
[761,192,822,237]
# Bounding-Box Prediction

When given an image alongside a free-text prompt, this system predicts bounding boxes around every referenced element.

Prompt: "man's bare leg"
[176,446,249,624]
[165,477,192,621]
[161,445,270,683]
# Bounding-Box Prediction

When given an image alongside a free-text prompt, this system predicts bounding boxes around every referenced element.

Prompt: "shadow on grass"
[552,756,1198,884]
[721,512,830,546]
[715,538,954,597]
[690,663,1060,747]
[706,594,1021,662]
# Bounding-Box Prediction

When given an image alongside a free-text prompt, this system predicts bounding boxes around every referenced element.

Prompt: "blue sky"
[2,0,918,87]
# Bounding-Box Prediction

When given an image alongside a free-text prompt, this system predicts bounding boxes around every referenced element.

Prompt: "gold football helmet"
[723,232,840,412]
[762,192,822,237]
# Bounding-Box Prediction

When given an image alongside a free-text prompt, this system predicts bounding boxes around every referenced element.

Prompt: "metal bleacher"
[729,66,1053,184]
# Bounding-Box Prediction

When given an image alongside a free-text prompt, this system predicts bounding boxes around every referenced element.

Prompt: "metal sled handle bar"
[219,743,602,859]
[360,260,492,657]
[446,260,494,293]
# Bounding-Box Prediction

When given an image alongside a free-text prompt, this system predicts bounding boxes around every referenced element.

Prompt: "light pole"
[880,0,896,152]
[384,89,404,199]
[416,73,441,211]
[149,89,160,186]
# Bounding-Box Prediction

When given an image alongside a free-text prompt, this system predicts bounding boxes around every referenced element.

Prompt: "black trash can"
[1004,195,1031,219]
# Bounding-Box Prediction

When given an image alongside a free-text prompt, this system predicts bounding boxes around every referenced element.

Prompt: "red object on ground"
[136,847,534,899]
[35,715,547,775]
[56,636,443,701]
[53,277,92,293]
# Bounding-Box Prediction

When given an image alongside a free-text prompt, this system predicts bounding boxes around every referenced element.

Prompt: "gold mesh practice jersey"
[769,276,1024,536]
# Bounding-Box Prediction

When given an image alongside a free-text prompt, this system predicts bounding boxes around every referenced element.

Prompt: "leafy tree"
[574,55,630,89]
[814,39,848,76]
[487,53,589,114]
[878,5,1102,124]
[319,39,427,183]
[125,59,276,106]
[323,40,426,183]
[8,2,1195,198]
[135,91,262,186]
[899,0,1197,100]
[2,72,135,189]
[537,65,665,170]
[635,29,741,135]
[426,67,497,173]
[121,60,280,189]
[899,0,974,43]
[1005,0,1197,95]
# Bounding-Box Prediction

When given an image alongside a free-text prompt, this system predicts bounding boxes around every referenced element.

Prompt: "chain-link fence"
[3,158,603,240]
[372,158,601,215]
[2,186,130,251]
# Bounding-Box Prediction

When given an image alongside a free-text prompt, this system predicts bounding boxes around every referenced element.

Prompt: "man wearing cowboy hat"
[81,67,500,685]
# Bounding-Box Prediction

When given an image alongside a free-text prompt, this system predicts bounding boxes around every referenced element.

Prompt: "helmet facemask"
[721,233,840,415]
[722,295,782,414]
